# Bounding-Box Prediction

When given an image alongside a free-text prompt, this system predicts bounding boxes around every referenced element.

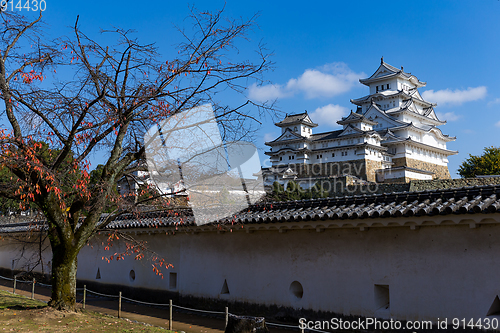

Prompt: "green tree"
[458,146,500,178]
[311,181,330,199]
[265,180,329,202]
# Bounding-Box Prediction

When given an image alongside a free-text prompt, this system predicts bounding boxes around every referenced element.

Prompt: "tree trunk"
[48,245,78,311]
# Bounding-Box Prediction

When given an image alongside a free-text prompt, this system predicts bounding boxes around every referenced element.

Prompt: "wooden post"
[225,307,229,328]
[118,291,122,318]
[83,285,86,309]
[169,299,173,331]
[31,278,35,299]
[12,275,16,294]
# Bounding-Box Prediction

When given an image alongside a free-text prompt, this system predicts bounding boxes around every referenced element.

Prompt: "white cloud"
[248,83,290,102]
[263,132,276,142]
[488,98,500,106]
[421,86,487,106]
[495,121,500,128]
[310,104,349,127]
[248,62,364,102]
[286,63,364,99]
[436,111,461,122]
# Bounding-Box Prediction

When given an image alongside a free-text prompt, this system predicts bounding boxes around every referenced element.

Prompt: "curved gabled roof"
[275,112,318,128]
[265,128,306,145]
[363,102,407,127]
[359,60,426,87]
[386,99,445,125]
[390,122,456,142]
[337,110,378,126]
[350,90,408,105]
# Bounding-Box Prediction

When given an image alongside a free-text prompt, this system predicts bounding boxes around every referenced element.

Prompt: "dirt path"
[0,279,297,333]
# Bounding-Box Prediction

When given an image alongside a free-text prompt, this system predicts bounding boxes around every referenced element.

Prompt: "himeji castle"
[263,58,457,186]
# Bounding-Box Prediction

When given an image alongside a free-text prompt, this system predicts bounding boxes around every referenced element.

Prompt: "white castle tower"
[264,59,456,185]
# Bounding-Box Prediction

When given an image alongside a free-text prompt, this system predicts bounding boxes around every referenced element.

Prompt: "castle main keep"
[264,59,457,186]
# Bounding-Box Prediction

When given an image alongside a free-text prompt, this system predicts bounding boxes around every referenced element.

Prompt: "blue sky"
[9,0,500,177]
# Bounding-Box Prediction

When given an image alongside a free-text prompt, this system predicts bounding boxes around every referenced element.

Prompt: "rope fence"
[0,272,311,332]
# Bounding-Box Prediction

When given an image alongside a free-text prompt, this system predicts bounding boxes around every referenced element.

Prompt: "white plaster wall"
[0,236,52,274]
[422,133,439,147]
[77,233,181,291]
[405,170,433,180]
[164,223,500,322]
[2,218,500,323]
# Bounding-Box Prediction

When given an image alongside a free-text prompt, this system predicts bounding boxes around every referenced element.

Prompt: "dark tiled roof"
[224,184,500,224]
[106,184,500,228]
[3,184,500,233]
[311,130,343,141]
[275,113,318,127]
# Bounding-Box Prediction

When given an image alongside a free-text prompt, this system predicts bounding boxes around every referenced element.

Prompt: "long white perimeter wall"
[1,217,500,323]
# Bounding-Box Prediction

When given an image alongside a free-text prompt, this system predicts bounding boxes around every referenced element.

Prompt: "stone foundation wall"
[365,159,383,182]
[317,177,500,197]
[409,177,500,191]
[282,156,452,186]
[392,157,451,179]
[287,159,382,182]
[289,160,367,180]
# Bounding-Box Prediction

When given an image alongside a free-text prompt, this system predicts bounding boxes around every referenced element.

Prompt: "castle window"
[376,86,379,92]
[294,126,297,132]
[279,157,282,161]
[332,153,335,157]
[387,84,390,89]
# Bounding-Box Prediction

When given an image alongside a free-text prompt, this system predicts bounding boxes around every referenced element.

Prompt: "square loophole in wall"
[169,272,177,289]
[374,284,390,310]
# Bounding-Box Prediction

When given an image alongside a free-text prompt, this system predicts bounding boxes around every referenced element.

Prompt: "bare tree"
[0,9,273,310]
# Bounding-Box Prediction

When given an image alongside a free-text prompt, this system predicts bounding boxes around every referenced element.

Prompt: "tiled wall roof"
[2,184,500,233]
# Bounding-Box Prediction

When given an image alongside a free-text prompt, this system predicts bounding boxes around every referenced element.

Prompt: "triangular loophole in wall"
[221,279,229,294]
[487,296,500,316]
[96,268,101,280]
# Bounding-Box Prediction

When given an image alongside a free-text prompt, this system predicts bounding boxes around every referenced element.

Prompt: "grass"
[0,289,46,310]
[0,290,170,332]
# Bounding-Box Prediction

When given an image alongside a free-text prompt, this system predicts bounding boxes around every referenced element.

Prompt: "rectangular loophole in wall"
[374,284,390,310]
[169,272,177,289]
